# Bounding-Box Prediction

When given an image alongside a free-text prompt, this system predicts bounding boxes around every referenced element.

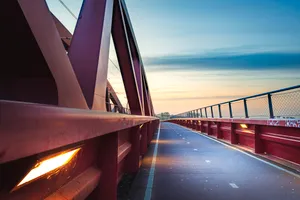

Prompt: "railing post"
[125,126,140,173]
[230,123,237,144]
[196,109,199,118]
[218,104,222,118]
[92,132,118,200]
[200,108,203,118]
[216,122,222,139]
[244,99,249,118]
[267,93,274,118]
[229,102,233,118]
[254,125,264,153]
[211,106,214,118]
[140,124,148,156]
[205,107,208,118]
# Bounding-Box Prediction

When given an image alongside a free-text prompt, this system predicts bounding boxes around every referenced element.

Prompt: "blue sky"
[47,0,300,114]
[125,0,300,56]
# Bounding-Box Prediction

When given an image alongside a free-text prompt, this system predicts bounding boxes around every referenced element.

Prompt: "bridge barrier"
[169,118,300,166]
[0,100,159,200]
[175,85,300,119]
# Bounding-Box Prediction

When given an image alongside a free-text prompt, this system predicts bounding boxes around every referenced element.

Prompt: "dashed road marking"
[229,183,239,188]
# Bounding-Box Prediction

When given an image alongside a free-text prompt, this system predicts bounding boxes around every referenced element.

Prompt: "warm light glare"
[240,124,248,129]
[17,148,80,187]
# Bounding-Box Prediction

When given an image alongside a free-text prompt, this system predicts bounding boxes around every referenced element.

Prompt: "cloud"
[144,52,300,71]
[154,95,245,101]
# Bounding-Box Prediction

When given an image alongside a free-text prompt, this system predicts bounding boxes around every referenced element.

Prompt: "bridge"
[0,0,299,200]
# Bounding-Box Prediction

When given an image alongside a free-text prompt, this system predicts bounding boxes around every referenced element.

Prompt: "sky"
[47,0,300,114]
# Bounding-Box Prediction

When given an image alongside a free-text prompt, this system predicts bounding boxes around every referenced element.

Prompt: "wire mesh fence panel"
[176,86,300,119]
[206,108,212,118]
[272,88,300,119]
[213,105,220,118]
[199,109,203,118]
[247,95,269,118]
[231,100,245,118]
[221,103,230,118]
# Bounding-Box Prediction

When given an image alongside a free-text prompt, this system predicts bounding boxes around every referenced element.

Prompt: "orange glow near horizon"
[15,148,81,189]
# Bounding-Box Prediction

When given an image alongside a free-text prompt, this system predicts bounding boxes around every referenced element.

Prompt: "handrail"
[175,84,300,119]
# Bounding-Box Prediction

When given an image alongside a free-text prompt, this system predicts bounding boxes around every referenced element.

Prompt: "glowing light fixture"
[240,124,248,129]
[16,148,80,188]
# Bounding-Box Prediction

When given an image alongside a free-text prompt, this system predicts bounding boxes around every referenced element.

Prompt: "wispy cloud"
[154,95,245,101]
[144,52,300,71]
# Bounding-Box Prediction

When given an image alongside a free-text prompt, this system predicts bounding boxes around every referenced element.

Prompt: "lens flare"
[240,124,248,129]
[16,148,80,188]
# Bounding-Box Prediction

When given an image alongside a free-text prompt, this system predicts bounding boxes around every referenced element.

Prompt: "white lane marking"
[187,142,190,144]
[194,148,198,151]
[205,160,211,163]
[144,123,161,200]
[182,137,185,139]
[175,124,300,179]
[229,183,239,188]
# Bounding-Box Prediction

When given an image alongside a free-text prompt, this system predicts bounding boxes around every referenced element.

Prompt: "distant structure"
[157,112,171,120]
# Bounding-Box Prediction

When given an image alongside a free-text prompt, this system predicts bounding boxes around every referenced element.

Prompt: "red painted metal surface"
[68,0,114,110]
[18,0,88,109]
[112,0,145,115]
[0,100,159,199]
[169,118,300,165]
[0,0,158,199]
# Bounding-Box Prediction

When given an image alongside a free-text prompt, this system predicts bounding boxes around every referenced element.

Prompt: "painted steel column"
[68,0,114,110]
[92,132,118,200]
[218,104,222,118]
[112,0,143,115]
[268,94,274,118]
[142,75,151,116]
[216,122,222,139]
[244,99,249,118]
[229,102,233,118]
[207,121,211,135]
[120,0,154,116]
[125,126,140,173]
[254,125,264,153]
[230,123,237,144]
[211,106,214,118]
[140,124,148,155]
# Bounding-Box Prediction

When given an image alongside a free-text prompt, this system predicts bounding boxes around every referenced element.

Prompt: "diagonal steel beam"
[112,0,143,115]
[51,11,124,113]
[68,0,114,111]
[18,0,88,109]
[120,0,155,116]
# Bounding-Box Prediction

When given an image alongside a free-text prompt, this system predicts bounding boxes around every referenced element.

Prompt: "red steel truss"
[0,0,158,199]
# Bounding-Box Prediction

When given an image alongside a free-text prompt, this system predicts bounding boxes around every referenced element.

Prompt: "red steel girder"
[112,0,144,115]
[68,0,114,111]
[10,0,88,109]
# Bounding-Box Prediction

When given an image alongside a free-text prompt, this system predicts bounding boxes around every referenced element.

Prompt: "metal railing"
[106,102,131,114]
[174,85,300,119]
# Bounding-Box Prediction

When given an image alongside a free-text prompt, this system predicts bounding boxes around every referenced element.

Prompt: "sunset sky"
[47,0,300,114]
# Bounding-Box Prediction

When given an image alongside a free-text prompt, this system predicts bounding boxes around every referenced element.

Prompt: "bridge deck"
[129,122,300,200]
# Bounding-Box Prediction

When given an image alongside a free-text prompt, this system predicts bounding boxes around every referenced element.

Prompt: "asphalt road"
[129,122,300,200]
